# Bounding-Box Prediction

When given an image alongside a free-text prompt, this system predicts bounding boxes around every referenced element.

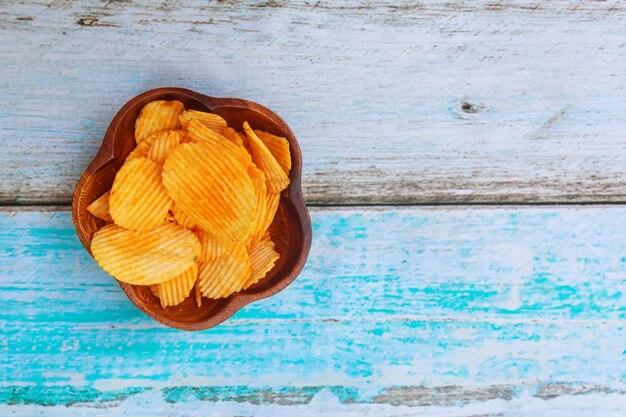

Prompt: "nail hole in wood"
[77,17,98,26]
[461,101,478,114]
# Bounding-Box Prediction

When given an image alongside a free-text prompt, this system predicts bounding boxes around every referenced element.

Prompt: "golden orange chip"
[195,228,232,262]
[254,130,291,176]
[109,157,172,232]
[165,211,175,222]
[246,164,267,245]
[150,284,159,297]
[87,191,113,222]
[187,120,252,167]
[243,234,280,290]
[171,202,196,229]
[260,191,281,239]
[198,241,251,298]
[178,110,227,131]
[243,122,290,192]
[135,100,184,143]
[156,263,198,308]
[194,282,202,307]
[91,223,201,285]
[162,142,255,242]
[221,127,244,147]
[174,129,190,143]
[126,130,168,162]
[147,130,180,164]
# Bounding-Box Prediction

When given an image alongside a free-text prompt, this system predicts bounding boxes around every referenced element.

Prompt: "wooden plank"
[0,207,624,414]
[1,0,626,204]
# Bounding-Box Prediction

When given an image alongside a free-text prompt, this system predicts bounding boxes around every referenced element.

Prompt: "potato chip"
[135,100,184,143]
[243,233,280,290]
[174,129,190,143]
[91,223,201,285]
[165,211,175,222]
[162,142,254,242]
[243,122,290,192]
[187,120,252,167]
[147,130,180,164]
[109,157,172,232]
[87,191,113,222]
[260,191,281,239]
[198,242,251,298]
[156,263,198,308]
[246,164,267,245]
[126,130,167,162]
[178,109,227,131]
[254,130,291,176]
[221,127,244,147]
[150,284,160,297]
[194,282,202,307]
[171,202,196,229]
[195,228,232,262]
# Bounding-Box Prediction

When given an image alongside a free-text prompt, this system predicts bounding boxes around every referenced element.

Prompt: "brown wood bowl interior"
[72,87,312,331]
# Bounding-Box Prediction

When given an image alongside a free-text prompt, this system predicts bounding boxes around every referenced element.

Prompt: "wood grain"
[1,208,623,413]
[2,0,626,204]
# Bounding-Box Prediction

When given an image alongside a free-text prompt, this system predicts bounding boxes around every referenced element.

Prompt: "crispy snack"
[162,142,254,242]
[109,157,172,232]
[87,191,113,222]
[171,202,196,229]
[195,228,232,263]
[178,109,227,131]
[187,120,251,167]
[254,130,291,175]
[147,130,180,164]
[174,129,190,143]
[197,242,251,298]
[126,130,167,162]
[135,100,184,143]
[246,164,267,245]
[243,122,290,192]
[194,282,202,307]
[91,223,201,285]
[261,191,281,239]
[155,263,198,308]
[244,233,280,290]
[221,127,245,147]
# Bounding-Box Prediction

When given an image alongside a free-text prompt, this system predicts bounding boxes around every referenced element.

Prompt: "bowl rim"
[72,87,312,331]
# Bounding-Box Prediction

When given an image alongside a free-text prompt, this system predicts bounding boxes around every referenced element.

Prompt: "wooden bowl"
[72,87,312,331]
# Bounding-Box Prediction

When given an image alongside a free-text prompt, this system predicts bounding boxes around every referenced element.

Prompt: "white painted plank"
[0,207,624,413]
[1,1,626,203]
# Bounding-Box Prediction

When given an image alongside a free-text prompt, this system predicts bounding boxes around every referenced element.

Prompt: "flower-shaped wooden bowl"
[72,87,312,330]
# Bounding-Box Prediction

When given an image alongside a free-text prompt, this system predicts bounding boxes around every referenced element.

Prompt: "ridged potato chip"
[135,100,184,143]
[147,130,180,164]
[198,242,251,298]
[87,191,113,222]
[194,283,202,307]
[91,223,201,285]
[178,110,227,131]
[246,164,267,245]
[187,120,252,167]
[254,130,291,176]
[174,129,190,143]
[109,157,172,232]
[162,142,254,242]
[244,233,280,290]
[261,191,281,239]
[243,122,290,192]
[221,127,245,147]
[195,228,232,262]
[155,263,198,308]
[126,130,167,162]
[171,202,196,229]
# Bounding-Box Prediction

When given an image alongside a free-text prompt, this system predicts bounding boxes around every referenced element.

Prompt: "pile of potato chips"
[87,100,291,308]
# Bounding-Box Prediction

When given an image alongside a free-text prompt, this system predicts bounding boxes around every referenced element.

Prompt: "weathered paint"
[1,1,626,204]
[0,208,624,413]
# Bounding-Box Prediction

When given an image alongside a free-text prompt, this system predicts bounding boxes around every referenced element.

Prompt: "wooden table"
[2,1,625,415]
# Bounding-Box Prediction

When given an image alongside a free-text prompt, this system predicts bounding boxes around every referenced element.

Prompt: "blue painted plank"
[0,207,624,414]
